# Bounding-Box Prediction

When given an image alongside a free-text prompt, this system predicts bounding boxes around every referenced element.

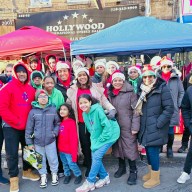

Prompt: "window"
[67,0,90,5]
[29,0,52,7]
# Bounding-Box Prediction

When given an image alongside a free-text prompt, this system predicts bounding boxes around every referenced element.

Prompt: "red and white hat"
[128,66,141,75]
[94,59,106,68]
[56,61,70,71]
[106,61,119,70]
[112,72,125,81]
[160,56,174,68]
[75,67,89,78]
[150,56,161,69]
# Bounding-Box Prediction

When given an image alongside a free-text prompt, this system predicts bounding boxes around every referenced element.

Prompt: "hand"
[106,109,116,119]
[28,145,35,150]
[132,131,138,135]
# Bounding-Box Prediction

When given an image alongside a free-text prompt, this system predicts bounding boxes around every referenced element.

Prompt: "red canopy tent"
[0,26,71,59]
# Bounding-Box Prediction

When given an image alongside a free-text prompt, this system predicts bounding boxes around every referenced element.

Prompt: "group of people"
[0,54,192,192]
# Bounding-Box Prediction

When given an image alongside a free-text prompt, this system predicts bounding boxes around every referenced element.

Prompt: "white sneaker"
[177,172,190,184]
[52,173,59,186]
[40,174,47,188]
[95,175,110,188]
[76,180,95,192]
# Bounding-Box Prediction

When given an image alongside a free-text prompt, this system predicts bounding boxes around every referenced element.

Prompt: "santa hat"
[94,59,106,68]
[128,66,141,75]
[35,89,49,100]
[142,64,156,77]
[150,56,161,69]
[112,72,125,81]
[56,61,70,71]
[106,61,119,70]
[75,67,89,78]
[160,56,174,68]
[72,60,85,71]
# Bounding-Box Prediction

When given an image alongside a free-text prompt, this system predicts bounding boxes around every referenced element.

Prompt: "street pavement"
[0,152,191,192]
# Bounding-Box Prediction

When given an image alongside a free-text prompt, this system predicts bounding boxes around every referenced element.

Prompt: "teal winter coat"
[83,103,120,152]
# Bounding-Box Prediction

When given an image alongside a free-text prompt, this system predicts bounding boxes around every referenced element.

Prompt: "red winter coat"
[0,63,35,130]
[58,118,78,162]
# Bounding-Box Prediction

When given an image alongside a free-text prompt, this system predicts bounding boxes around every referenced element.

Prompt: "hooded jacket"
[25,101,60,147]
[30,70,44,89]
[0,63,35,130]
[83,103,120,152]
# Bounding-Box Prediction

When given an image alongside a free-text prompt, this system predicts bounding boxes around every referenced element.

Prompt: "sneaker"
[74,175,82,185]
[22,169,40,181]
[178,146,188,153]
[63,175,71,184]
[95,175,110,189]
[3,160,8,169]
[40,174,47,188]
[177,172,190,184]
[76,180,95,192]
[52,173,59,186]
[0,175,9,185]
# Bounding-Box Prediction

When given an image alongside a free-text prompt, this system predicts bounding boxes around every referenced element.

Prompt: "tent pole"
[41,52,45,73]
[70,43,73,66]
[63,46,67,61]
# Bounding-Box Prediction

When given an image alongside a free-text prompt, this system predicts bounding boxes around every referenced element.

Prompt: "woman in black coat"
[135,65,174,189]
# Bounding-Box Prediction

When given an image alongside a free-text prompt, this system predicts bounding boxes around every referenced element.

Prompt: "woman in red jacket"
[58,103,82,185]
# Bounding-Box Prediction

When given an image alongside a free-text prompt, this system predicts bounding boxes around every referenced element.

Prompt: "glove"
[106,109,116,120]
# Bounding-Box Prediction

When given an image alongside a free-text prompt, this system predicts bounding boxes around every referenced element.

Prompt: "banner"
[182,0,192,15]
[16,5,139,40]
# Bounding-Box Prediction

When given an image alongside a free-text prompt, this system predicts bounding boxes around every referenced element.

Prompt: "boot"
[114,158,126,178]
[167,134,174,158]
[142,165,152,181]
[127,159,137,185]
[143,170,160,188]
[10,177,19,192]
[22,169,40,181]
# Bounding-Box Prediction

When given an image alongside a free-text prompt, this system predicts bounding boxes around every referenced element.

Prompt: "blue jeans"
[60,152,81,177]
[87,142,113,183]
[145,146,160,171]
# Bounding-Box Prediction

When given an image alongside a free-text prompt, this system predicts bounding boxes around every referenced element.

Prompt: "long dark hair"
[78,94,99,106]
[76,72,92,89]
[58,103,76,121]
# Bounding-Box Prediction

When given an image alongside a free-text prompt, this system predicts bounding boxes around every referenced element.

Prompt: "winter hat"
[160,56,174,68]
[56,61,70,71]
[72,60,85,72]
[150,56,161,69]
[32,71,43,80]
[112,72,125,81]
[15,65,27,73]
[28,55,38,64]
[94,59,106,68]
[106,61,119,70]
[142,64,156,77]
[35,89,49,100]
[128,66,141,75]
[75,67,89,78]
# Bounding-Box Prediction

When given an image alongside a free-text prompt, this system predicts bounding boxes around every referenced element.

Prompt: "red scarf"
[58,76,71,88]
[162,71,171,83]
[112,88,121,95]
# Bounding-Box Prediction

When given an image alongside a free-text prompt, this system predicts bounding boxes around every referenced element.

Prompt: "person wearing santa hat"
[108,71,140,185]
[135,64,174,189]
[150,56,161,70]
[92,59,106,84]
[156,56,184,158]
[66,67,116,178]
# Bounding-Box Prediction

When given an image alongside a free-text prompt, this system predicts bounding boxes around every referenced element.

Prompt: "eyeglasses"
[130,71,137,74]
[162,65,172,69]
[143,75,154,79]
[38,95,48,99]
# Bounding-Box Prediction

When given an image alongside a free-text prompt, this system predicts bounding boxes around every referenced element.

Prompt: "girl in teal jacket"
[76,94,120,192]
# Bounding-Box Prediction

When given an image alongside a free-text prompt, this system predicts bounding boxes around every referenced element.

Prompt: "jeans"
[3,127,32,177]
[0,118,3,176]
[35,141,58,175]
[87,142,113,183]
[60,152,81,177]
[168,126,174,135]
[78,123,92,171]
[183,138,192,174]
[181,126,190,147]
[145,146,160,171]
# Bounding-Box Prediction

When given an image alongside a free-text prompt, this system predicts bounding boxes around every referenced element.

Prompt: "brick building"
[0,0,179,35]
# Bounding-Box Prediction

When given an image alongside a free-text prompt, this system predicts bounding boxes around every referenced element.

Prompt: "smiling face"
[30,61,38,70]
[108,64,117,75]
[38,93,48,106]
[143,75,155,86]
[33,77,42,86]
[5,66,13,77]
[161,65,172,73]
[59,105,69,118]
[17,71,27,83]
[48,58,56,70]
[43,77,55,93]
[79,97,91,113]
[129,69,139,80]
[112,77,124,89]
[58,68,70,81]
[77,71,88,85]
[96,66,105,75]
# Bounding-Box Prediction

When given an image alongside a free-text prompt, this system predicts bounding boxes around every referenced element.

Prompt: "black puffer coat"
[138,78,174,147]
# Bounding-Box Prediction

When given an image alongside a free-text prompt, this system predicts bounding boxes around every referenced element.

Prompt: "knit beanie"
[15,65,27,73]
[32,71,43,80]
[128,66,141,75]
[112,72,125,81]
[142,64,156,77]
[75,67,89,78]
[94,59,106,68]
[35,89,49,100]
[56,61,70,71]
[106,61,119,70]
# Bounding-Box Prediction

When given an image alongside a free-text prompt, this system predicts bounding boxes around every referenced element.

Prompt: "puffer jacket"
[138,78,174,147]
[25,102,60,147]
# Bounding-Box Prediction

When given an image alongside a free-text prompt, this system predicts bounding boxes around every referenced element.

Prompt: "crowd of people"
[0,54,192,192]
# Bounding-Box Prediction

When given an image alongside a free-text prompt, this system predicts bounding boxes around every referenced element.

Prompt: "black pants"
[78,122,92,171]
[0,118,3,176]
[184,137,192,174]
[182,126,191,147]
[3,127,31,177]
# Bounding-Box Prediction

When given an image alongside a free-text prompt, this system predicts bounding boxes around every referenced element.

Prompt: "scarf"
[129,78,139,93]
[134,80,156,115]
[112,88,121,95]
[161,71,171,83]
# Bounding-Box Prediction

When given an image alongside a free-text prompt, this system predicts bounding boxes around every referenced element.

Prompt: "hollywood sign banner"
[16,5,139,40]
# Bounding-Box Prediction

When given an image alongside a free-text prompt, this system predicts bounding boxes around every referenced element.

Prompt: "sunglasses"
[143,75,154,79]
[162,65,172,69]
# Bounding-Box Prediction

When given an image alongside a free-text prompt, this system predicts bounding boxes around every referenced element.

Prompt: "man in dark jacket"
[0,63,40,192]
